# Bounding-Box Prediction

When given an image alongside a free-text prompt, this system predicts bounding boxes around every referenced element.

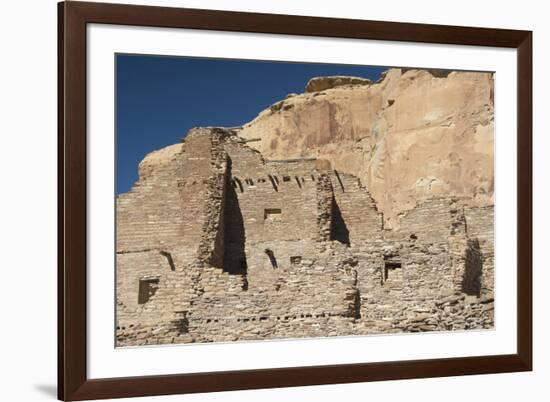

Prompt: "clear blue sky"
[116,54,386,194]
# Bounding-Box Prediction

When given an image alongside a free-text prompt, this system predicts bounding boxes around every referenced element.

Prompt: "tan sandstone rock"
[138,143,182,180]
[305,76,372,93]
[236,68,494,227]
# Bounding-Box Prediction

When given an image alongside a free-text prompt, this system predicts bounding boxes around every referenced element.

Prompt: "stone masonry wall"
[328,171,383,244]
[116,146,185,252]
[116,128,233,345]
[464,205,495,294]
[116,127,494,346]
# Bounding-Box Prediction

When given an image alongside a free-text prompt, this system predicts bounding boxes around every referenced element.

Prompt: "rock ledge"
[305,76,372,93]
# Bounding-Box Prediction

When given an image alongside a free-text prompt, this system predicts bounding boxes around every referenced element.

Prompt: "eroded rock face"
[305,76,372,93]
[138,143,182,180]
[237,68,494,227]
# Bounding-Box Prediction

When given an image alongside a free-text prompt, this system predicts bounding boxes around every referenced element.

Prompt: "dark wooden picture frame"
[58,1,532,400]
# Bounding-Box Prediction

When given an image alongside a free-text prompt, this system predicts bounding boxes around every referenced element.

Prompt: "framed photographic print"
[58,1,532,400]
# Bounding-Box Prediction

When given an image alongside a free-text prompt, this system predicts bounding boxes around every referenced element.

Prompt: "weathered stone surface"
[115,68,495,346]
[116,123,494,347]
[305,76,372,93]
[237,68,494,228]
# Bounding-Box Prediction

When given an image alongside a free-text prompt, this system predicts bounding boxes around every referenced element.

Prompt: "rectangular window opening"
[383,259,402,282]
[264,208,282,220]
[290,256,302,265]
[138,278,160,304]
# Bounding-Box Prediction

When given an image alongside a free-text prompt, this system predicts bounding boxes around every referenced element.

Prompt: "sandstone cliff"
[235,68,494,228]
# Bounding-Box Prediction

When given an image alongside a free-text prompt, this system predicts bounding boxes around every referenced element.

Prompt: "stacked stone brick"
[116,128,494,346]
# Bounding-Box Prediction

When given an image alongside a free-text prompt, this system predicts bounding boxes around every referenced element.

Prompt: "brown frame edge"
[58,1,533,400]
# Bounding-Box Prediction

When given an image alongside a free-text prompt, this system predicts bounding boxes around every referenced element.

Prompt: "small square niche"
[264,208,282,220]
[383,259,402,282]
[138,278,160,304]
[290,256,302,265]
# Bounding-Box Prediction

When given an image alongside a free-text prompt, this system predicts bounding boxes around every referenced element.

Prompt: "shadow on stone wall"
[223,158,248,276]
[264,248,278,269]
[330,195,350,246]
[353,290,362,319]
[463,238,483,296]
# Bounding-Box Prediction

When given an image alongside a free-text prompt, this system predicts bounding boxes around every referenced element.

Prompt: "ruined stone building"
[116,130,494,346]
[116,69,495,346]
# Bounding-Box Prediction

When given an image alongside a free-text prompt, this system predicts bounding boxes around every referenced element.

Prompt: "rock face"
[115,69,495,346]
[305,76,372,93]
[237,68,494,228]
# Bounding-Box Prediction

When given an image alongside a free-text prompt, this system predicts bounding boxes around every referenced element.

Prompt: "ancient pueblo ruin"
[116,68,495,346]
